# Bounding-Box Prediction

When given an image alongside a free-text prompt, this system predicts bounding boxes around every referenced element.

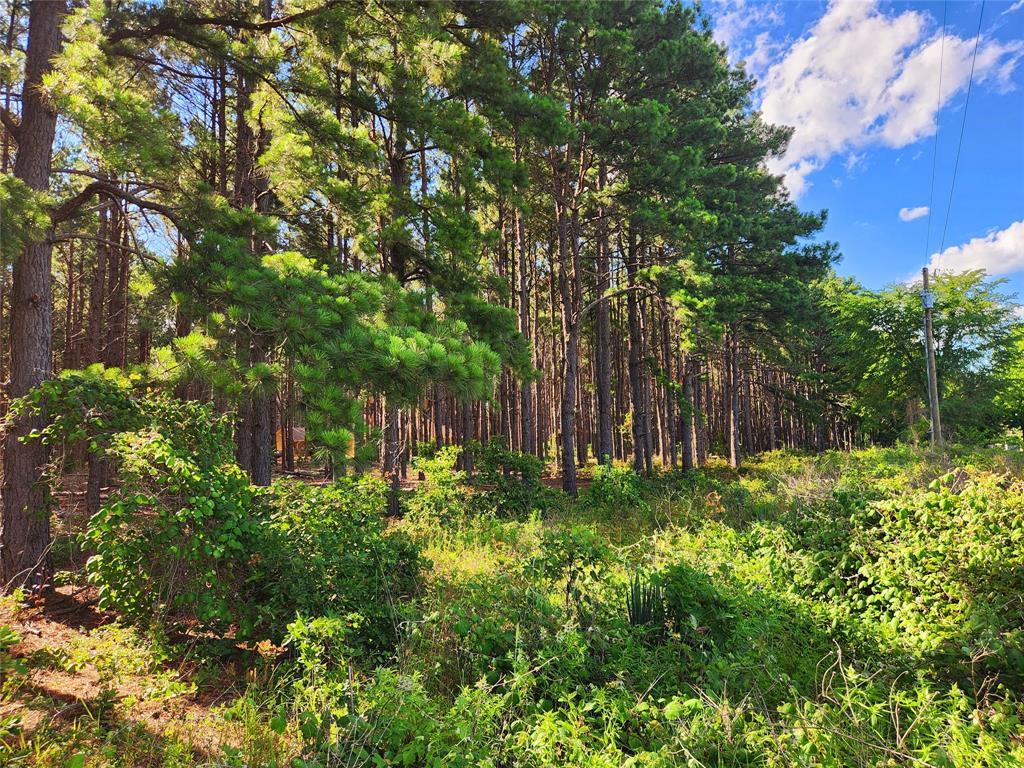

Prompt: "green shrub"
[252,478,423,653]
[85,400,264,634]
[0,624,26,684]
[527,525,610,624]
[581,463,650,515]
[660,560,731,652]
[284,614,361,676]
[410,571,560,693]
[473,439,564,518]
[849,472,1024,679]
[404,445,469,535]
[83,399,421,650]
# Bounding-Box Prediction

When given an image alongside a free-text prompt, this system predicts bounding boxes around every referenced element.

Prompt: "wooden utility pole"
[921,268,943,448]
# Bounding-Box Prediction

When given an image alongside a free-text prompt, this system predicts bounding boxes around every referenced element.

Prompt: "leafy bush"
[8,365,145,457]
[85,400,264,634]
[409,570,560,692]
[0,624,26,683]
[848,472,1024,679]
[74,390,421,651]
[252,478,423,653]
[473,439,563,518]
[660,560,732,651]
[581,462,650,515]
[404,445,469,536]
[527,525,610,624]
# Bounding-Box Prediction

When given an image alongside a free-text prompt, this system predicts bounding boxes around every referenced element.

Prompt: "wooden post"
[922,268,943,448]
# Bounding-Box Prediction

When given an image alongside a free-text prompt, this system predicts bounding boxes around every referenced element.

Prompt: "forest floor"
[2,445,1024,766]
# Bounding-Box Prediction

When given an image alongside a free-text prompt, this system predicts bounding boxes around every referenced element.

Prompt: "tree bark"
[728,329,741,469]
[594,165,613,465]
[232,4,274,485]
[1,0,68,591]
[682,360,696,471]
[103,200,128,368]
[516,205,534,456]
[625,226,651,474]
[555,187,580,496]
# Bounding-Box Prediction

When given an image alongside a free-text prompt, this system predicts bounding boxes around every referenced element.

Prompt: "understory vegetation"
[3,444,1023,767]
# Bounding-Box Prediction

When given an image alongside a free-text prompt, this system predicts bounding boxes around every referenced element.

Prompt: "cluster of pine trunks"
[359,315,861,483]
[0,1,862,575]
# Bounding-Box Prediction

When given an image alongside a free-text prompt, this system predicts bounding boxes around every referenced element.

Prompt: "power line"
[936,0,986,267]
[922,1,947,264]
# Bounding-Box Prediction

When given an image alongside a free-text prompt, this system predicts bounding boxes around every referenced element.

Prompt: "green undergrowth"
[4,445,1024,766]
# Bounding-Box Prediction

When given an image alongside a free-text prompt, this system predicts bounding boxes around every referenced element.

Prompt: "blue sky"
[709,0,1024,298]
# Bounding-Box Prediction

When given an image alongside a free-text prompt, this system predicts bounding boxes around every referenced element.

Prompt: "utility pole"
[921,268,943,448]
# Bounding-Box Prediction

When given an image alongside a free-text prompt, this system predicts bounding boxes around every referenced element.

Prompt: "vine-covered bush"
[89,456,424,650]
[848,472,1024,678]
[473,439,563,518]
[581,462,651,515]
[12,370,424,651]
[252,479,423,653]
[85,400,265,634]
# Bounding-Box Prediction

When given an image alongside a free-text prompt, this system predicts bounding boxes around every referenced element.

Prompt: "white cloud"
[758,1,1024,196]
[710,0,783,70]
[927,220,1024,275]
[845,152,865,171]
[1004,1,1024,16]
[899,205,929,222]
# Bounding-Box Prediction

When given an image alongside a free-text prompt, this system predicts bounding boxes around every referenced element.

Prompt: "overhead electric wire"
[936,0,987,267]
[922,1,947,265]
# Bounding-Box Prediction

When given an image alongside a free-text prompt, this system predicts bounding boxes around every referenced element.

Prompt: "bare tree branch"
[105,1,351,44]
[576,285,658,325]
[0,105,19,142]
[50,181,180,226]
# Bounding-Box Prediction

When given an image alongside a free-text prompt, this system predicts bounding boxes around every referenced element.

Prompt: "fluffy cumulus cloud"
[899,206,929,222]
[927,220,1024,275]
[758,1,1023,196]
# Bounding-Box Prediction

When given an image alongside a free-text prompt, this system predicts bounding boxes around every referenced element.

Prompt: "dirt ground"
[0,580,256,763]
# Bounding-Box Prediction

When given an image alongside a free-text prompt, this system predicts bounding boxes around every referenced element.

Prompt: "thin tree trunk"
[625,226,650,474]
[682,361,696,471]
[516,205,534,455]
[555,188,580,496]
[595,165,613,465]
[728,329,741,469]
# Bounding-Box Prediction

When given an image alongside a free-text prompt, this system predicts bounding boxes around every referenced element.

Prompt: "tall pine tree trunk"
[103,200,128,368]
[462,401,475,478]
[662,311,676,468]
[1,0,67,590]
[682,362,696,471]
[232,3,274,485]
[594,165,613,465]
[384,400,401,515]
[727,329,741,469]
[625,226,651,474]
[516,206,534,455]
[249,334,273,486]
[555,191,579,496]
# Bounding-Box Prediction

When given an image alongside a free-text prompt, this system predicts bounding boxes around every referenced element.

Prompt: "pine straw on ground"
[1,583,256,764]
